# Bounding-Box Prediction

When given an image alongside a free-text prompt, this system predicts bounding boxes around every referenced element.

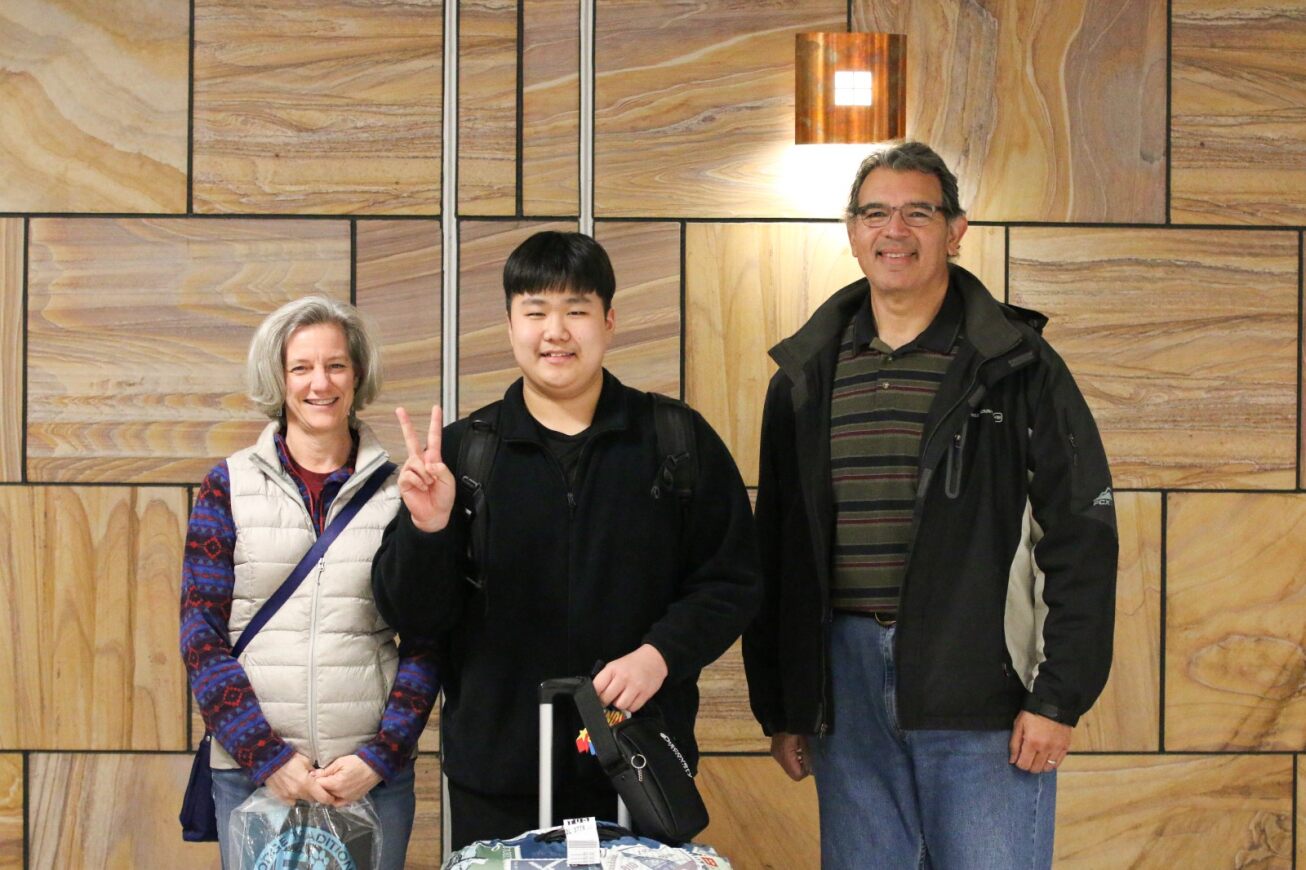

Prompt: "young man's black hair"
[502,231,617,311]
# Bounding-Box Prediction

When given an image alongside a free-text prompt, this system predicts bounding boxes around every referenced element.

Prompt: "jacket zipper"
[530,433,609,671]
[307,560,325,764]
[902,367,983,571]
[944,420,969,500]
[916,369,983,490]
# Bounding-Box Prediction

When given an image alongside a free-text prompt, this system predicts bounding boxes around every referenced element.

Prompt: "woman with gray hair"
[180,296,438,869]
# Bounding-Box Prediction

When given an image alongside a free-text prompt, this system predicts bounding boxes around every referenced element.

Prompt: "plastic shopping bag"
[230,787,382,870]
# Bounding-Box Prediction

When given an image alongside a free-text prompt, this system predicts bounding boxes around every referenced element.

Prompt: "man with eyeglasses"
[743,141,1118,868]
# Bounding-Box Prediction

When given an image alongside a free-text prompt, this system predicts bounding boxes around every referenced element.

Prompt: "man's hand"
[770,732,811,782]
[395,405,457,533]
[313,754,383,805]
[593,644,668,712]
[264,753,336,805]
[1009,711,1072,773]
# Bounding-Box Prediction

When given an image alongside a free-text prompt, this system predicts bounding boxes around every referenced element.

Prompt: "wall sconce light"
[795,32,906,144]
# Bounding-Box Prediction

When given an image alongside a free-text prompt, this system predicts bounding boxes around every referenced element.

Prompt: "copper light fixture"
[795,32,906,144]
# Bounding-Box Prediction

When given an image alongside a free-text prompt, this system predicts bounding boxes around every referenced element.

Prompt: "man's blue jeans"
[212,763,416,870]
[809,614,1056,869]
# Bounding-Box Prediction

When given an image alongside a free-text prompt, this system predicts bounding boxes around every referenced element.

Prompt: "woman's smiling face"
[282,322,357,438]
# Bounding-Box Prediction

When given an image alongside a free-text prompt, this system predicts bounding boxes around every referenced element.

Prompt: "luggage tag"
[563,816,601,865]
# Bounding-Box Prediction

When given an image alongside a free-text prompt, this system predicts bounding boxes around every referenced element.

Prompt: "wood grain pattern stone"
[0,487,187,750]
[193,0,442,215]
[853,0,1167,223]
[417,707,440,755]
[1055,754,1292,868]
[594,222,681,398]
[1167,493,1306,751]
[190,699,203,752]
[1299,756,1305,867]
[595,1,846,218]
[0,755,19,869]
[0,220,20,481]
[696,641,765,753]
[1075,492,1161,752]
[27,218,350,483]
[955,225,1006,301]
[696,756,820,868]
[1172,0,1306,225]
[355,220,442,459]
[407,755,443,869]
[460,0,518,215]
[686,222,1002,483]
[523,0,580,215]
[1010,228,1299,489]
[1299,234,1306,484]
[686,222,863,482]
[28,754,220,869]
[0,0,188,213]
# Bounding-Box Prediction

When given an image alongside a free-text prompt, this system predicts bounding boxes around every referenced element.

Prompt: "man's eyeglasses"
[851,202,945,228]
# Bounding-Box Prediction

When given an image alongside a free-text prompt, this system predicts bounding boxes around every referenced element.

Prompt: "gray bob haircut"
[245,295,383,422]
[845,141,966,221]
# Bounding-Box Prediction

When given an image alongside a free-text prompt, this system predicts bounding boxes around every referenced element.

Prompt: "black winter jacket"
[372,372,761,794]
[743,265,1118,736]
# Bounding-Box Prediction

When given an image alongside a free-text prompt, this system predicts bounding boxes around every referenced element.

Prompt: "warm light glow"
[834,70,873,107]
[778,143,876,217]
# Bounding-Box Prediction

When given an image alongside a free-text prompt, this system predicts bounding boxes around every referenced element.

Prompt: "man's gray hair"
[844,141,966,220]
[245,295,383,422]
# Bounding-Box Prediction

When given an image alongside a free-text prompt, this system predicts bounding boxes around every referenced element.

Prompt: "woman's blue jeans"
[808,614,1056,869]
[211,763,416,870]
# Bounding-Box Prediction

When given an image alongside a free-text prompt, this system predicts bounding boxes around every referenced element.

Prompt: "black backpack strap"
[649,393,697,507]
[456,402,501,590]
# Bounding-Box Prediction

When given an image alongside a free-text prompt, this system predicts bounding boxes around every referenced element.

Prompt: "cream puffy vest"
[210,421,402,771]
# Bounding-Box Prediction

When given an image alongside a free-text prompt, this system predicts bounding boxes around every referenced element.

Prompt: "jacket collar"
[250,420,390,495]
[496,369,630,443]
[769,264,1041,382]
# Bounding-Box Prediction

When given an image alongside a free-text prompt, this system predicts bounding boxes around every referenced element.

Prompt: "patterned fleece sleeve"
[357,636,440,781]
[179,462,295,784]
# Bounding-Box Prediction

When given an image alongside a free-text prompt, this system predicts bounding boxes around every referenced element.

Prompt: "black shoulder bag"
[544,676,709,844]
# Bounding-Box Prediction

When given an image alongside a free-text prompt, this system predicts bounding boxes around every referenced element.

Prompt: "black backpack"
[455,393,697,589]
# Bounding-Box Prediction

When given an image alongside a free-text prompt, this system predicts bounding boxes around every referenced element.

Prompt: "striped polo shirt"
[830,287,962,614]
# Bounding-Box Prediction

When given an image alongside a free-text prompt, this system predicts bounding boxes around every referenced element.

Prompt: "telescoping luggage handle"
[539,678,632,831]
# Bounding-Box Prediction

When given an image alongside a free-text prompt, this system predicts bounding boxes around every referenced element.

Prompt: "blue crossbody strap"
[231,461,395,659]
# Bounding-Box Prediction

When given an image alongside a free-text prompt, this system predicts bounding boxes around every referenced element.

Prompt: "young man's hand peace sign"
[395,405,457,533]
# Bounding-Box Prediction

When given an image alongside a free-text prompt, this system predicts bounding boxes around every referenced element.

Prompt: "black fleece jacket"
[744,265,1118,736]
[372,373,761,795]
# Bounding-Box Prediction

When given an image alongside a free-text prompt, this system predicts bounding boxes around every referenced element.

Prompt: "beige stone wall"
[1,0,1303,867]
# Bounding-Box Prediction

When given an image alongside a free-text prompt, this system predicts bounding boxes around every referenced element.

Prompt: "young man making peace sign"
[372,231,760,847]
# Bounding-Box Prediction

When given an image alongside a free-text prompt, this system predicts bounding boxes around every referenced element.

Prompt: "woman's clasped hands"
[263,752,382,806]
